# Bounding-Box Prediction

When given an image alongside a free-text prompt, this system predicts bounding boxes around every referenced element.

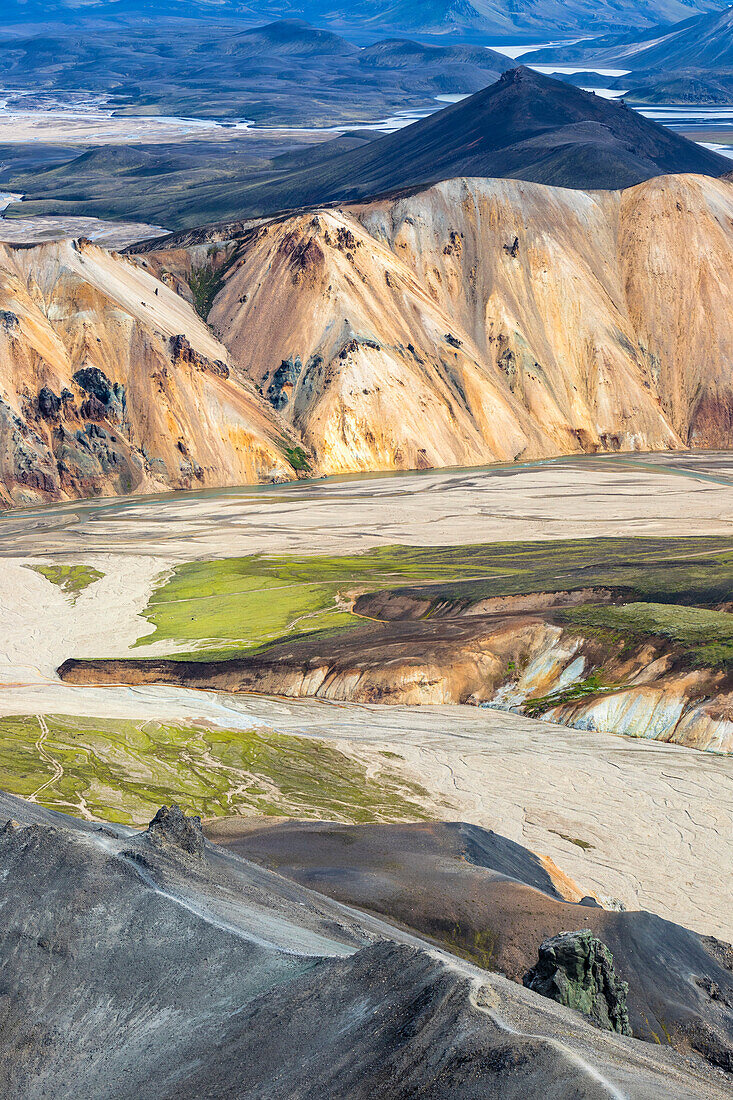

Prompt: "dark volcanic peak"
[225,66,731,217]
[228,17,359,55]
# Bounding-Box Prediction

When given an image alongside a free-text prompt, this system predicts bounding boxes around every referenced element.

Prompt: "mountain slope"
[1,792,728,1099]
[8,171,733,507]
[525,5,733,68]
[183,172,733,476]
[0,238,296,507]
[9,66,728,229]
[601,3,733,68]
[209,817,733,1070]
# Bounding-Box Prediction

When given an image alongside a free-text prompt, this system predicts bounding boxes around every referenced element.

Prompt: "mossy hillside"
[367,537,733,612]
[0,713,431,827]
[28,564,104,603]
[134,537,733,660]
[558,602,733,670]
[187,245,237,320]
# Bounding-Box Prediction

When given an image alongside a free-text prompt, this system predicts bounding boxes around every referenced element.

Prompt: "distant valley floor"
[0,456,732,940]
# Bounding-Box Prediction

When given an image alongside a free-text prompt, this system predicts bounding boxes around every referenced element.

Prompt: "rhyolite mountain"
[9,170,733,507]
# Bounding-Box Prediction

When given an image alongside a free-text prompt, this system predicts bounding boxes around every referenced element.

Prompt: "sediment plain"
[1,456,732,942]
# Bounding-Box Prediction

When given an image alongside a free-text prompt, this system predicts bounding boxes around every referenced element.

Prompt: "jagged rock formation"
[524,930,632,1035]
[0,237,296,507]
[145,803,205,857]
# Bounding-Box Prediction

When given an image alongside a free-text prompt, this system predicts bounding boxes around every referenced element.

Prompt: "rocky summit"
[145,803,205,857]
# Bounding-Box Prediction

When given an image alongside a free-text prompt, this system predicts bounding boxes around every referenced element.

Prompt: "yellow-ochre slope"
[0,238,294,507]
[4,172,733,504]
[210,173,733,475]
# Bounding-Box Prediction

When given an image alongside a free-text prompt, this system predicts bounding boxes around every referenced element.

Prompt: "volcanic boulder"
[523,929,632,1035]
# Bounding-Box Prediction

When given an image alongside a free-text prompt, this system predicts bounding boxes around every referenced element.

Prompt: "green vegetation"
[187,248,234,319]
[524,671,612,717]
[284,446,311,473]
[28,564,104,603]
[366,536,733,611]
[559,602,733,670]
[133,536,733,661]
[440,924,498,970]
[549,829,595,851]
[0,713,431,827]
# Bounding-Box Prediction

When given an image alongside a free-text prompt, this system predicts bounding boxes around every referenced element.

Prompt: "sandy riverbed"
[0,452,731,939]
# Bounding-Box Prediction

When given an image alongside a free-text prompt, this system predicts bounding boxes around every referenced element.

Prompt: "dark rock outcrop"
[524,929,632,1035]
[73,366,126,424]
[169,334,229,377]
[37,387,61,419]
[267,356,302,409]
[145,803,205,857]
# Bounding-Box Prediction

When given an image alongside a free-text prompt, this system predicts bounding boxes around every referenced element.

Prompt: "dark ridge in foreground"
[207,817,733,1071]
[0,790,730,1098]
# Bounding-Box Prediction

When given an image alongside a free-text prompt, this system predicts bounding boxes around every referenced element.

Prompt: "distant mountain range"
[527,3,733,67]
[526,4,733,105]
[0,18,507,125]
[2,0,729,38]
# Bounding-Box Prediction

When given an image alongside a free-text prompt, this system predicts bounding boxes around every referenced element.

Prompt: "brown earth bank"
[205,817,733,1073]
[8,172,733,504]
[58,607,733,752]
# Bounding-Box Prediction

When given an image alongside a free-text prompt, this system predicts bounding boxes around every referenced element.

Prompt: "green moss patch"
[133,536,733,662]
[523,671,614,717]
[28,564,104,603]
[0,713,431,826]
[559,602,733,670]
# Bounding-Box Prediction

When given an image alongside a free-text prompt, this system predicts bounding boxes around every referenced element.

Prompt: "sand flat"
[0,452,731,940]
[2,452,733,559]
